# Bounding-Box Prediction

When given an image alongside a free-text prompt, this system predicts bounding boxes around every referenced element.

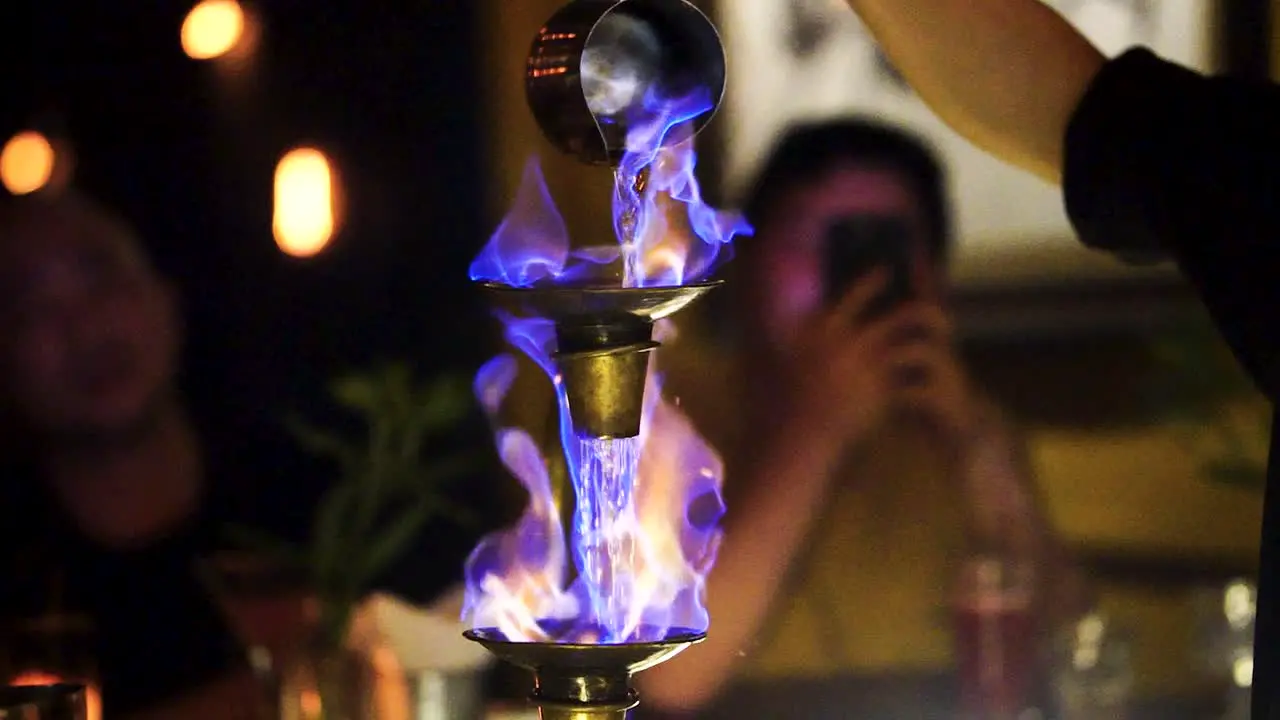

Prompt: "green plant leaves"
[286,419,359,476]
[312,481,362,585]
[330,371,386,417]
[355,499,434,590]
[224,363,482,647]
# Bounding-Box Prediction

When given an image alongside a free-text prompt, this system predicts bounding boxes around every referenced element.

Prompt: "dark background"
[0,0,495,427]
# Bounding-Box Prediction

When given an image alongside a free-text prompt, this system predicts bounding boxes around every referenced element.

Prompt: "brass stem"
[554,313,657,439]
[531,694,639,720]
[531,671,640,720]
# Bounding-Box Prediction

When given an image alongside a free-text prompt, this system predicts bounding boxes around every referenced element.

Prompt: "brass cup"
[480,281,720,439]
[464,628,704,719]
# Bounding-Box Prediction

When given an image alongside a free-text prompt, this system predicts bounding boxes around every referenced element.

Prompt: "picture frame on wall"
[718,0,1217,289]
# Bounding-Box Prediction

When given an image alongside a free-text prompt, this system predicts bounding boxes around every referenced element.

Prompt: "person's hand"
[890,309,979,444]
[775,271,954,454]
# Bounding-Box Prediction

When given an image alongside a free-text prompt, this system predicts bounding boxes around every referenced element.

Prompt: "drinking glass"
[951,555,1038,719]
[1191,579,1256,720]
[197,552,317,716]
[1,615,100,720]
[0,684,87,719]
[1050,612,1133,720]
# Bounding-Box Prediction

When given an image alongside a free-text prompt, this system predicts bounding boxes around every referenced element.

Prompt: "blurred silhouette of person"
[638,119,1087,716]
[0,190,491,717]
[840,2,1280,714]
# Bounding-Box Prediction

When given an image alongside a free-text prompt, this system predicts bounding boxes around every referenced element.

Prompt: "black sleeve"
[1063,48,1280,399]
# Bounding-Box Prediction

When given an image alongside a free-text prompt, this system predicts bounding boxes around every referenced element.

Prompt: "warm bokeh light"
[0,131,56,195]
[273,147,337,258]
[181,0,245,60]
[11,670,103,720]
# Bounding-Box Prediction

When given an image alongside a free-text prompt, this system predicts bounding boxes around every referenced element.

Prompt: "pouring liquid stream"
[615,166,649,288]
[567,168,650,641]
[576,435,643,641]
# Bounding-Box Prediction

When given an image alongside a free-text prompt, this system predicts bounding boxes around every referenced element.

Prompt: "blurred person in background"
[638,119,1088,717]
[0,190,492,717]
[840,1,1280,715]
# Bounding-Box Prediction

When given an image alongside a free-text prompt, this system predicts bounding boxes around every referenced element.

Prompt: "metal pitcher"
[525,0,726,166]
[0,685,87,720]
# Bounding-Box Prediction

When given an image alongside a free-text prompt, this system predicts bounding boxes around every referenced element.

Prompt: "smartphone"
[824,215,915,319]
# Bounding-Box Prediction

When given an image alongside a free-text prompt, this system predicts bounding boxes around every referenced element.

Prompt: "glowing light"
[0,131,55,195]
[273,147,337,258]
[11,671,102,720]
[1224,579,1256,630]
[1234,654,1254,688]
[181,0,245,60]
[301,689,322,716]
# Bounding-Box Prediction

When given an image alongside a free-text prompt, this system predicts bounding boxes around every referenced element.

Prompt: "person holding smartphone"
[840,3,1280,716]
[637,119,1087,717]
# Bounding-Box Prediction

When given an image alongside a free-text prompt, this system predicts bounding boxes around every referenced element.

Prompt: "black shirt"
[0,415,504,715]
[1063,48,1280,719]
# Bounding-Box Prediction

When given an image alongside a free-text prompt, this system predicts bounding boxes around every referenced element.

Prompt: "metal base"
[481,282,720,438]
[465,628,704,719]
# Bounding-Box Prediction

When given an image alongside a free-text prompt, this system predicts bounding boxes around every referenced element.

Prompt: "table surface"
[485,704,538,720]
[608,673,1228,720]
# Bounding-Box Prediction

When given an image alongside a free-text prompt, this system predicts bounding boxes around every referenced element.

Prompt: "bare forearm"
[847,0,1105,183]
[638,427,841,711]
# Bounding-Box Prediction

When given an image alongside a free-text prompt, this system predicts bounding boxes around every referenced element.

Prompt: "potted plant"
[218,363,478,719]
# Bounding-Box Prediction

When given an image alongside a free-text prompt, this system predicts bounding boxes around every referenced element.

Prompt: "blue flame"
[464,84,744,643]
[613,86,751,286]
[465,316,727,643]
[469,88,752,289]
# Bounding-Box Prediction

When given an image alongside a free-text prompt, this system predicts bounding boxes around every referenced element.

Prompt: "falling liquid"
[575,436,642,641]
[615,167,646,288]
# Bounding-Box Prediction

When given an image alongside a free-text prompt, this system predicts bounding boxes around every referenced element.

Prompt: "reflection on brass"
[464,629,704,719]
[481,282,720,438]
[525,0,726,166]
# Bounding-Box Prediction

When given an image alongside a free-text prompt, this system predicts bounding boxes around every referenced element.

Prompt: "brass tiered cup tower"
[465,0,727,717]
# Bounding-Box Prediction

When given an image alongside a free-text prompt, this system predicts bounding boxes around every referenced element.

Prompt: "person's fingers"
[890,301,952,343]
[882,340,944,369]
[829,268,889,327]
[851,301,951,360]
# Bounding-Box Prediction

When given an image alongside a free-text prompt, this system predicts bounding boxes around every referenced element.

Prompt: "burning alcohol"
[467,46,745,649]
[465,316,726,644]
[463,1,746,715]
